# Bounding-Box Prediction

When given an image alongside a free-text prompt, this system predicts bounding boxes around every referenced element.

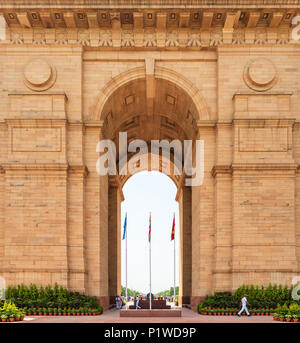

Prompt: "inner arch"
[121,171,180,296]
[101,77,199,142]
[103,70,196,307]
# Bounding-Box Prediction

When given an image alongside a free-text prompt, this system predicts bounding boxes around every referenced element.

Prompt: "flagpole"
[125,214,128,310]
[149,212,152,311]
[173,213,176,305]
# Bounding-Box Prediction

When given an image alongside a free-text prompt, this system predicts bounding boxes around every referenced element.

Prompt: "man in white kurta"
[136,295,141,310]
[238,295,250,316]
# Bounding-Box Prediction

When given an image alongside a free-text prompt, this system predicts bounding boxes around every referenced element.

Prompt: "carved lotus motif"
[233,30,245,44]
[166,31,179,47]
[210,31,223,46]
[33,32,46,44]
[78,30,90,46]
[144,32,157,47]
[99,30,112,47]
[55,31,67,44]
[187,33,201,47]
[11,31,23,44]
[122,31,134,47]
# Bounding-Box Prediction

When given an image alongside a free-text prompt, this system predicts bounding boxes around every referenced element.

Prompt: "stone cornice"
[216,121,232,127]
[1,27,294,48]
[214,266,300,274]
[233,91,293,98]
[233,118,296,127]
[232,163,298,171]
[0,8,297,48]
[212,165,232,177]
[68,165,89,177]
[197,120,216,128]
[0,163,89,176]
[231,268,300,273]
[8,91,68,102]
[84,120,104,128]
[1,1,300,9]
[2,163,69,172]
[5,118,67,127]
[0,267,86,274]
[212,163,299,176]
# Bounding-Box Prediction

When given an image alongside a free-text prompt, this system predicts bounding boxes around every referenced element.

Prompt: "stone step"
[120,309,182,317]
[129,305,171,309]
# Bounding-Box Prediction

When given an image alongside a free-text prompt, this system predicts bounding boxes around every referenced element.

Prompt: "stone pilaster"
[212,166,233,293]
[108,186,121,304]
[84,124,109,309]
[67,165,88,293]
[179,186,192,305]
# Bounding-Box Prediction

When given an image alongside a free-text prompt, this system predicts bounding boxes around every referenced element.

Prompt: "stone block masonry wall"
[0,19,300,310]
[232,171,297,287]
[2,167,68,286]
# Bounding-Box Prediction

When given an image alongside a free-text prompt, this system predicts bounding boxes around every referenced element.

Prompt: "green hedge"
[0,301,25,321]
[198,284,299,311]
[274,303,300,316]
[0,283,100,309]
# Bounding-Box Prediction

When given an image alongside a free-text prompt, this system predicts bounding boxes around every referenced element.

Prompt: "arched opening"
[107,159,192,306]
[97,70,202,306]
[120,171,179,298]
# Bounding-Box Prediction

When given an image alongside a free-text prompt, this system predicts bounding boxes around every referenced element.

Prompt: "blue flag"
[122,213,127,240]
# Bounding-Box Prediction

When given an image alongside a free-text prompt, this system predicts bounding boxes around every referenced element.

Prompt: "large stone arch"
[92,66,202,307]
[92,66,210,122]
[107,155,192,307]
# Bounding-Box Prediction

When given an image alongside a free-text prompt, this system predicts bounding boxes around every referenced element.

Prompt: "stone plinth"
[129,300,171,309]
[120,309,182,317]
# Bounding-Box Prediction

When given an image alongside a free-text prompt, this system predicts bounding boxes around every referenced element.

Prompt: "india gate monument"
[0,0,300,311]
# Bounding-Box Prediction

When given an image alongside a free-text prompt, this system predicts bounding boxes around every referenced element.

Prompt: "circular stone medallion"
[244,58,278,91]
[23,59,56,91]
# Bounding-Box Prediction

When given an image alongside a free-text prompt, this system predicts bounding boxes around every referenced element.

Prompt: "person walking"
[136,295,141,310]
[115,295,120,310]
[238,294,250,316]
[120,295,123,309]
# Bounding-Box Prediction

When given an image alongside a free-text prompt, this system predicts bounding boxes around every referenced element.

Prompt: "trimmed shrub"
[1,283,100,309]
[198,283,299,312]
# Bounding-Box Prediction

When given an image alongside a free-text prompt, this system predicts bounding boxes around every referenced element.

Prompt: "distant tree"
[121,286,142,297]
[155,286,179,297]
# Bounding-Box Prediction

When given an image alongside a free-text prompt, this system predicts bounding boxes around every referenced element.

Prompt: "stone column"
[212,122,233,293]
[0,166,4,266]
[179,186,192,305]
[190,182,201,310]
[99,173,109,308]
[212,167,232,293]
[67,166,88,294]
[84,125,109,309]
[191,127,216,310]
[0,123,5,266]
[108,185,121,304]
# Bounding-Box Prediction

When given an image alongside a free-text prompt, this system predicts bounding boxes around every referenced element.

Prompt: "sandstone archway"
[93,69,206,306]
[93,66,210,123]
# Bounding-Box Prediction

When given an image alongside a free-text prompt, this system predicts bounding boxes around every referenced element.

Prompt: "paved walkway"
[21,308,276,323]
